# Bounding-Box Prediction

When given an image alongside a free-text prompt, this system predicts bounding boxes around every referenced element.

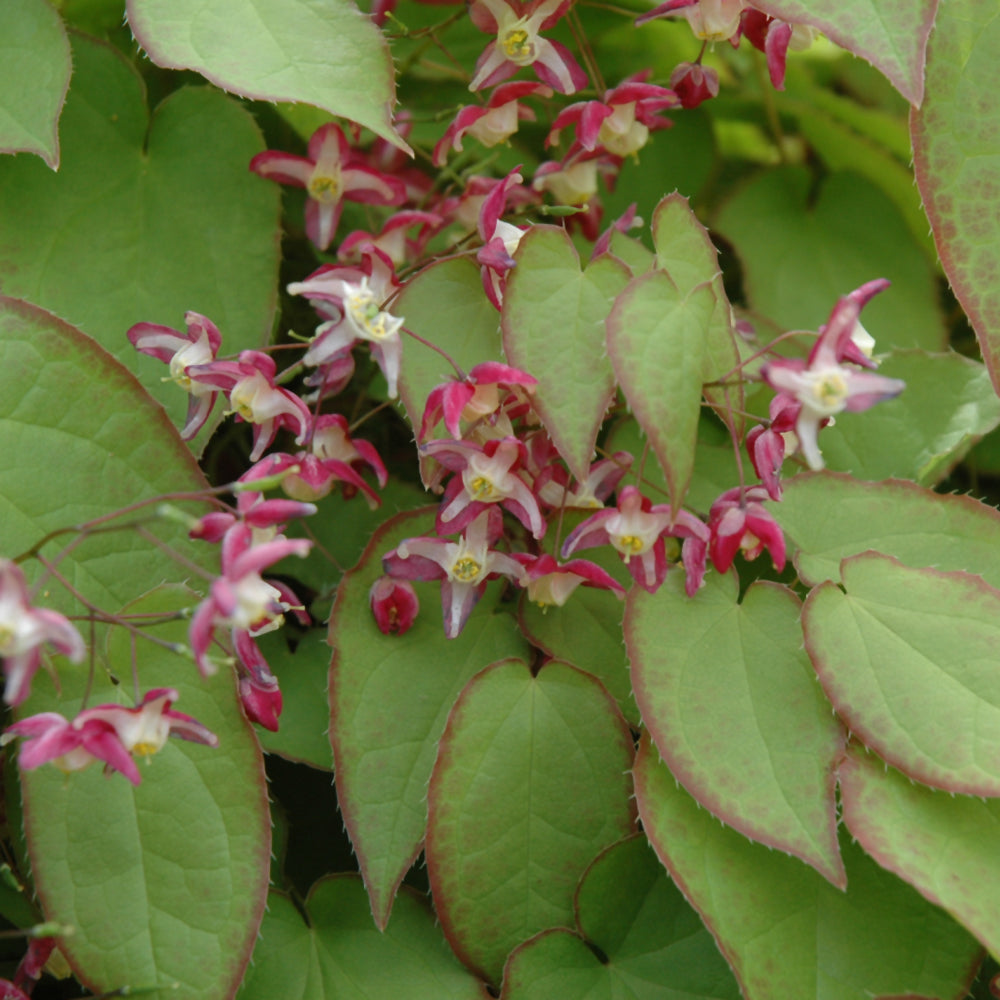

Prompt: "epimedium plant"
[2,0,1000,997]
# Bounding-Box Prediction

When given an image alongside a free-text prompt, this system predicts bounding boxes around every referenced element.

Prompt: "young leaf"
[651,193,743,435]
[0,35,280,442]
[330,510,531,931]
[239,878,491,999]
[501,835,741,999]
[912,0,1000,395]
[635,734,981,1000]
[607,269,715,511]
[753,0,937,105]
[841,744,1000,959]
[804,552,1000,796]
[774,473,1000,589]
[816,350,1000,484]
[502,226,630,482]
[714,168,946,352]
[628,572,845,887]
[126,0,409,152]
[426,659,637,984]
[0,0,70,168]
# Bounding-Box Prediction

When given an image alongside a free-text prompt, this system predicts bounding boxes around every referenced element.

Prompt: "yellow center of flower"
[501,27,535,64]
[616,534,645,554]
[131,741,161,758]
[812,372,849,410]
[468,475,502,501]
[451,556,483,582]
[307,173,341,204]
[0,623,14,653]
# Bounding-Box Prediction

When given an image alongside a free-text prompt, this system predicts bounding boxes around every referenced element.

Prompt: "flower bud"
[669,62,719,109]
[369,576,419,636]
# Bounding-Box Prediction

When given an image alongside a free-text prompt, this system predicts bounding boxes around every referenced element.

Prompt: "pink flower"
[338,210,443,268]
[742,9,817,90]
[126,312,223,439]
[760,283,905,470]
[475,166,534,309]
[669,61,720,109]
[468,0,588,94]
[433,81,553,166]
[369,576,420,635]
[382,510,524,638]
[0,560,85,707]
[249,123,406,251]
[4,688,218,786]
[636,0,745,38]
[561,485,709,595]
[707,486,785,574]
[187,350,312,462]
[514,553,625,607]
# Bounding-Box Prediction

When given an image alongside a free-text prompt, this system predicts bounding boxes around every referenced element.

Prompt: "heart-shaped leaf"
[628,572,845,886]
[912,0,1000,395]
[330,509,531,930]
[841,744,1000,959]
[502,226,630,482]
[635,734,980,1000]
[238,878,491,999]
[804,553,1000,795]
[0,34,280,441]
[427,659,636,984]
[774,472,1000,589]
[0,0,70,167]
[126,0,408,151]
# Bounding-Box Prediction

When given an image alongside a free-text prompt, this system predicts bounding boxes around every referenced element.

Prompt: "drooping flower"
[4,688,218,786]
[514,553,625,607]
[126,312,223,439]
[636,0,745,37]
[707,486,785,574]
[468,0,588,94]
[383,510,524,637]
[0,560,85,707]
[669,61,720,109]
[248,122,406,251]
[741,9,817,90]
[369,576,420,635]
[760,283,905,471]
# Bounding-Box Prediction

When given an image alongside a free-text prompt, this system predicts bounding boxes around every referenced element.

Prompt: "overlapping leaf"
[0,0,70,167]
[754,0,937,105]
[0,35,280,442]
[502,226,629,481]
[238,878,490,999]
[628,573,845,885]
[804,552,1000,795]
[127,0,408,151]
[1,301,268,1000]
[607,269,715,511]
[774,473,1000,588]
[329,510,531,930]
[841,745,1000,958]
[635,735,981,1000]
[501,835,741,999]
[912,1,1000,394]
[426,659,636,984]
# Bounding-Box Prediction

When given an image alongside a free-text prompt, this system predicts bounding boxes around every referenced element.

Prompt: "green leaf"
[126,0,408,152]
[754,0,937,104]
[519,586,637,725]
[0,0,70,168]
[607,269,715,511]
[502,835,741,1000]
[0,296,210,611]
[0,35,280,445]
[330,509,531,930]
[804,552,1000,795]
[238,878,490,999]
[634,734,981,1000]
[841,745,1000,959]
[502,226,630,482]
[912,1,1000,396]
[254,630,334,770]
[427,659,636,984]
[651,194,743,435]
[714,167,946,353]
[773,473,1000,589]
[817,350,1000,485]
[396,257,505,436]
[628,572,845,886]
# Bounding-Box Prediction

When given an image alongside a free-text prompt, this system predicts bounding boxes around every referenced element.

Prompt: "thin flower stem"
[133,525,216,583]
[349,400,393,435]
[567,7,605,97]
[401,325,466,379]
[710,329,813,386]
